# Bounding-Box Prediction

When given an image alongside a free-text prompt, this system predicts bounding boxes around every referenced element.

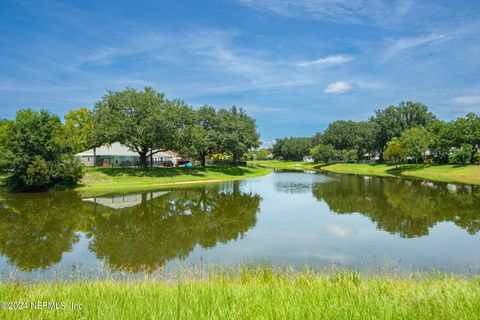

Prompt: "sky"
[1,0,479,147]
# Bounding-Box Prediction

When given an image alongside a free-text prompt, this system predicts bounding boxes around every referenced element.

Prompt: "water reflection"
[86,185,260,271]
[312,175,480,238]
[0,192,83,271]
[0,183,260,271]
[1,172,479,275]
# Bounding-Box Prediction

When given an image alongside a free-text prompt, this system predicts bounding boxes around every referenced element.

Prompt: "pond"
[1,171,479,279]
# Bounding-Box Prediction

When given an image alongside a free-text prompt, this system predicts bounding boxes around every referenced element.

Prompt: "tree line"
[272,101,480,165]
[0,87,260,192]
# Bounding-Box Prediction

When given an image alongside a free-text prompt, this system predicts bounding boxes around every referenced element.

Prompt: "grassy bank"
[250,160,322,171]
[76,166,271,193]
[1,269,479,319]
[321,163,480,185]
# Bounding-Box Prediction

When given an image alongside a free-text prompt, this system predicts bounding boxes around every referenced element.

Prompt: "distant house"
[303,156,314,163]
[363,153,380,161]
[75,142,180,167]
[83,191,169,209]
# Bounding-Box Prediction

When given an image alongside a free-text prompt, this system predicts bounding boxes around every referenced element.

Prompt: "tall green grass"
[1,267,479,319]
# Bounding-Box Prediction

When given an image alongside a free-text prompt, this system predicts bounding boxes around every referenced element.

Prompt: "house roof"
[76,142,138,157]
[75,142,180,158]
[82,191,170,209]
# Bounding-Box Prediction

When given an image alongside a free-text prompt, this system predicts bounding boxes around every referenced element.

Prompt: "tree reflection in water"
[1,173,479,273]
[0,192,84,271]
[312,175,480,238]
[87,183,260,272]
[0,182,261,272]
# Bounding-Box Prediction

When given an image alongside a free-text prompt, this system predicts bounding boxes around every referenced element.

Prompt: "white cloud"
[324,81,353,94]
[326,224,354,237]
[383,33,448,61]
[234,0,413,26]
[260,139,276,148]
[243,105,291,114]
[452,95,480,104]
[297,54,354,68]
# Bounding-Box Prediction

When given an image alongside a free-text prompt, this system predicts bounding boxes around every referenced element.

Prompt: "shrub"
[1,110,85,192]
[449,144,472,165]
[310,144,337,163]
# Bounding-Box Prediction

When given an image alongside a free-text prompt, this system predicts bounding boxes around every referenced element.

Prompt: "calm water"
[1,171,479,279]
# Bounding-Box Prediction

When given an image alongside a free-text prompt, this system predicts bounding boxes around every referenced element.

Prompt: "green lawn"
[321,163,480,185]
[250,160,322,170]
[320,163,396,177]
[1,269,479,319]
[77,166,271,193]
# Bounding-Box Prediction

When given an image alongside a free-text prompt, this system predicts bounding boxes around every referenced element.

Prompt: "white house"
[303,156,314,163]
[75,142,180,167]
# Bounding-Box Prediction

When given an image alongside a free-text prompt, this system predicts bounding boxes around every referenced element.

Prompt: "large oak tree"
[93,87,182,168]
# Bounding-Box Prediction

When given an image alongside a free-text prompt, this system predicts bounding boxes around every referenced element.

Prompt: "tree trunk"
[149,149,153,168]
[139,151,148,168]
[234,153,241,164]
[200,153,206,167]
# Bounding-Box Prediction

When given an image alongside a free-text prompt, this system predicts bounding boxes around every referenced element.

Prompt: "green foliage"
[474,152,480,164]
[318,120,375,160]
[93,87,181,167]
[449,144,472,165]
[62,108,95,154]
[177,105,260,164]
[321,120,359,150]
[0,119,12,157]
[177,105,220,165]
[312,102,477,166]
[216,106,260,161]
[371,101,436,156]
[427,120,451,164]
[427,115,480,164]
[1,110,84,192]
[272,137,313,161]
[400,126,435,164]
[1,270,479,320]
[310,144,337,163]
[384,137,406,166]
[341,149,358,162]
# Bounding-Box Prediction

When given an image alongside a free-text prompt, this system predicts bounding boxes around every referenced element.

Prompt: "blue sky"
[1,0,479,146]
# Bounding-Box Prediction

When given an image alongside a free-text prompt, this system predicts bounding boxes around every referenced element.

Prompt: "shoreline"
[250,161,480,185]
[75,165,272,194]
[319,163,480,185]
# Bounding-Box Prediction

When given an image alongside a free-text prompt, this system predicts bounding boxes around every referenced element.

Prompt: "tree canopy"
[93,87,178,168]
[283,101,478,166]
[384,137,406,166]
[272,137,313,161]
[216,106,260,161]
[400,127,435,164]
[371,102,436,157]
[310,144,337,163]
[0,110,83,192]
[63,107,95,154]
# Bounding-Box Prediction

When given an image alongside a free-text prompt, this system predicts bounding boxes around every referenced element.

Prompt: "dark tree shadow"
[385,164,426,176]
